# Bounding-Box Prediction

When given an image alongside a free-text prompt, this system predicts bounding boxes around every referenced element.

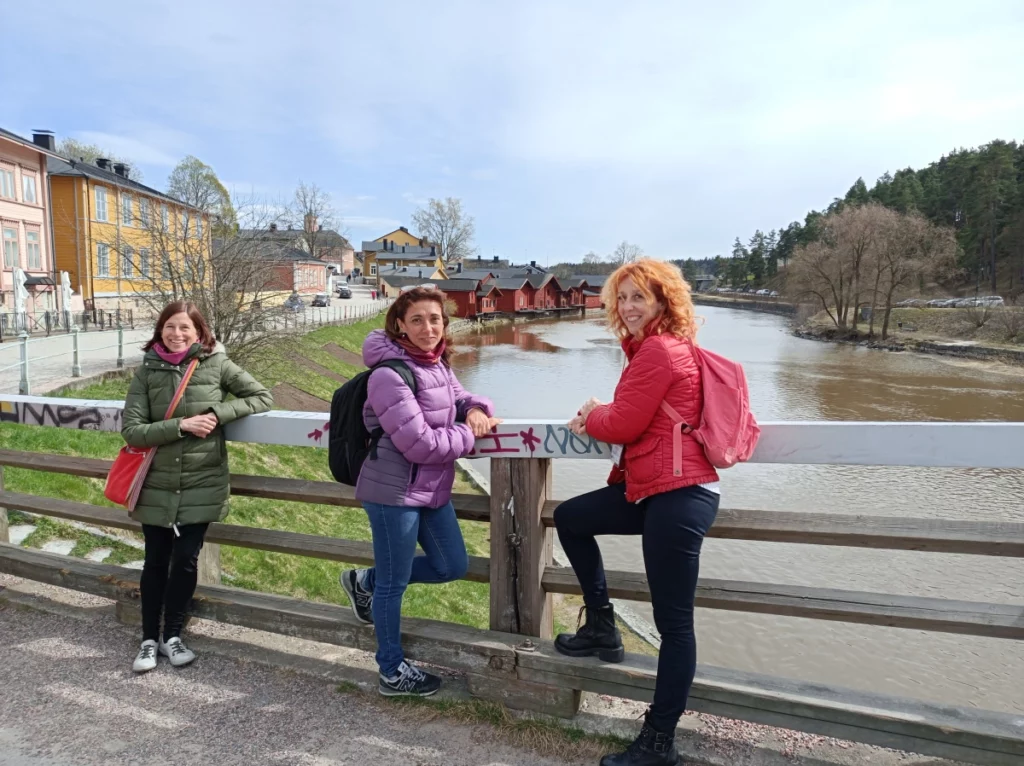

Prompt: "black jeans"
[554,483,719,734]
[140,523,210,642]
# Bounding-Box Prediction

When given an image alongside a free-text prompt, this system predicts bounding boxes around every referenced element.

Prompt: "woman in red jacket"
[555,258,719,766]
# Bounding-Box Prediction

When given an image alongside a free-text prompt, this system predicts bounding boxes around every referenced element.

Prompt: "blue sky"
[2,0,1022,263]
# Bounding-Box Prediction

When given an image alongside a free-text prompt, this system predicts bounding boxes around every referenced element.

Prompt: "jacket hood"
[362,329,409,367]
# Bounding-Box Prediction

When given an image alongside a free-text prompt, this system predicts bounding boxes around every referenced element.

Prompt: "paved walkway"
[0,587,574,766]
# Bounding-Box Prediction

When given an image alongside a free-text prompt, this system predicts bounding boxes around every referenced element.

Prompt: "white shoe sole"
[159,644,196,668]
[132,659,157,673]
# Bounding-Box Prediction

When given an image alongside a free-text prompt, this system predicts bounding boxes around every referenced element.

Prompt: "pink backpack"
[660,342,760,470]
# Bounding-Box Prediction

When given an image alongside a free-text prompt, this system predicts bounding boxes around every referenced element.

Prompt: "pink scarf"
[397,336,446,365]
[153,343,194,366]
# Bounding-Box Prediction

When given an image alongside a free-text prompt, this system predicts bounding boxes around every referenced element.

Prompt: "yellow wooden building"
[360,226,444,284]
[48,156,209,311]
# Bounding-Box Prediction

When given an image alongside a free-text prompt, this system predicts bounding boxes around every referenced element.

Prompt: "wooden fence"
[0,399,1022,765]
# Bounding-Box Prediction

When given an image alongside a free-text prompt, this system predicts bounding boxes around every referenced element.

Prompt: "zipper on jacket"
[172,523,181,537]
[410,464,420,484]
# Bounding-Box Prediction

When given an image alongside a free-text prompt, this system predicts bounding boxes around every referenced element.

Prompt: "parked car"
[284,294,304,312]
[337,285,352,299]
[769,290,779,298]
[977,295,1005,307]
[926,298,957,308]
[755,289,769,296]
[311,293,331,307]
[896,299,927,308]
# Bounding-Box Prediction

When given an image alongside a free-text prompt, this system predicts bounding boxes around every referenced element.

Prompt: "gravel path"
[0,601,576,766]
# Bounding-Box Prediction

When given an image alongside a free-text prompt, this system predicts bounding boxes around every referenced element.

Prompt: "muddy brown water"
[451,307,1024,715]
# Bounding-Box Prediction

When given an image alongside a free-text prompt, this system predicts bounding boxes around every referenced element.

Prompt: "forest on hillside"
[678,139,1024,295]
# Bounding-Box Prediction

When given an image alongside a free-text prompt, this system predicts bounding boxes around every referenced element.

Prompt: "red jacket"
[585,332,718,503]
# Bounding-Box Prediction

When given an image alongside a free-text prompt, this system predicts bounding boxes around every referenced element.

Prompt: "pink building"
[0,127,60,313]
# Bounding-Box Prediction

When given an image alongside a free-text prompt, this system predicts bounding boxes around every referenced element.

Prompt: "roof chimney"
[402,245,406,253]
[96,158,111,170]
[399,226,408,233]
[430,245,436,257]
[113,163,128,178]
[493,256,499,263]
[382,238,387,250]
[269,223,278,232]
[530,260,536,267]
[32,131,56,152]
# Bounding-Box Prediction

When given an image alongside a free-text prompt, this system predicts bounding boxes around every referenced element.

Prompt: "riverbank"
[693,293,797,316]
[796,307,1024,368]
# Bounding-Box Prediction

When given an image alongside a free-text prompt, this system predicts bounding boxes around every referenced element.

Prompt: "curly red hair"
[601,259,699,341]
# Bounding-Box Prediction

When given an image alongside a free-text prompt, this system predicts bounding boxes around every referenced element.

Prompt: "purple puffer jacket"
[355,330,493,508]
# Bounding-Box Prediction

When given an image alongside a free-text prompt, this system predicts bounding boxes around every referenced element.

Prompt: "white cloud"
[402,192,428,206]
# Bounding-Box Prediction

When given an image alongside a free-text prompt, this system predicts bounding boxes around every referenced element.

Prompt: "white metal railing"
[1,395,1023,468]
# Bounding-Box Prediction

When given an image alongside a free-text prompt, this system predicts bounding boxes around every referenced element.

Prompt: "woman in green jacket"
[122,301,272,673]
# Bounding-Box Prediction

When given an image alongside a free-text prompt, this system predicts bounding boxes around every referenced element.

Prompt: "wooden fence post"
[489,457,553,638]
[198,543,221,585]
[483,457,580,717]
[0,466,8,544]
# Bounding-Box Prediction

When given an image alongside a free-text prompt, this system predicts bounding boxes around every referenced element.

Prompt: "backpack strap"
[659,400,693,479]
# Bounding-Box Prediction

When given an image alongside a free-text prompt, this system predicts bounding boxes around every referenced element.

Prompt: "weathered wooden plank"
[0,450,490,523]
[541,501,1024,557]
[516,645,1024,765]
[466,671,581,719]
[0,543,514,677]
[542,566,1024,639]
[197,544,221,586]
[6,395,1024,466]
[489,458,554,638]
[0,491,489,583]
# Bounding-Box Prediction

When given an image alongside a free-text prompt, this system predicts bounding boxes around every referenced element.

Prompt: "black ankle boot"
[600,716,680,766]
[554,604,625,663]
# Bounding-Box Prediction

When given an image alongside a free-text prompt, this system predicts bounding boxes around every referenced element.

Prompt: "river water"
[451,307,1024,715]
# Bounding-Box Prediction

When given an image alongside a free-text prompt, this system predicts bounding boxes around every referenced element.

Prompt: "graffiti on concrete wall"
[0,398,122,432]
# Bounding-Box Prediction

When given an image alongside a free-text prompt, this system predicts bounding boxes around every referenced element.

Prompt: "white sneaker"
[132,640,158,673]
[159,636,196,667]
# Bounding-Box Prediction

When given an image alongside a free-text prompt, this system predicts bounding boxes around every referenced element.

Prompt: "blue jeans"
[362,501,469,676]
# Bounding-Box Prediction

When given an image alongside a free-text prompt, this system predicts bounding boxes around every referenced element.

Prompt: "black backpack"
[328,359,417,485]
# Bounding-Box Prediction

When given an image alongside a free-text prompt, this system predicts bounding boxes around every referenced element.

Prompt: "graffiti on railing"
[467,424,604,458]
[0,398,123,431]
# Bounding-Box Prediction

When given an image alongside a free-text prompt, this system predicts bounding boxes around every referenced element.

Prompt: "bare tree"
[786,239,854,329]
[287,181,341,259]
[57,138,143,181]
[610,241,643,266]
[875,212,957,339]
[582,251,604,265]
[411,197,476,264]
[89,194,302,367]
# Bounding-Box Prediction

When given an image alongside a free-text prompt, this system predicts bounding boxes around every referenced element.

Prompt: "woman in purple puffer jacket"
[340,286,500,697]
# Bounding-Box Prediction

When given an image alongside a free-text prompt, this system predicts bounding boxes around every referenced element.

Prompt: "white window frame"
[22,173,37,204]
[161,204,169,231]
[140,247,151,278]
[0,165,15,199]
[161,254,172,279]
[370,263,377,276]
[2,224,19,268]
[122,246,135,279]
[97,243,110,276]
[95,187,109,222]
[139,198,150,227]
[182,213,190,239]
[25,229,42,269]
[121,194,133,226]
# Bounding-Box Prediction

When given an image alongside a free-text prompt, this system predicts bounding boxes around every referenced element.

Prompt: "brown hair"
[384,286,454,365]
[601,259,699,341]
[144,301,216,353]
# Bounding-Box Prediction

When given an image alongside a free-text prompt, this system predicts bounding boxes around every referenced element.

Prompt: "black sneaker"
[378,661,442,697]
[340,568,373,624]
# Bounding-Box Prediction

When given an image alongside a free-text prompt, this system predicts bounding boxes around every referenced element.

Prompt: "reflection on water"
[452,309,1024,714]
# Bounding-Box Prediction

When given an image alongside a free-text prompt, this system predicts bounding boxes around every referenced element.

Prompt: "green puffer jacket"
[121,343,273,528]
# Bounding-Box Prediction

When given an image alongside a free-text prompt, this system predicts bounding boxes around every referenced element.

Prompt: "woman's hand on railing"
[181,414,218,438]
[466,408,502,438]
[578,397,604,419]
[567,415,588,436]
